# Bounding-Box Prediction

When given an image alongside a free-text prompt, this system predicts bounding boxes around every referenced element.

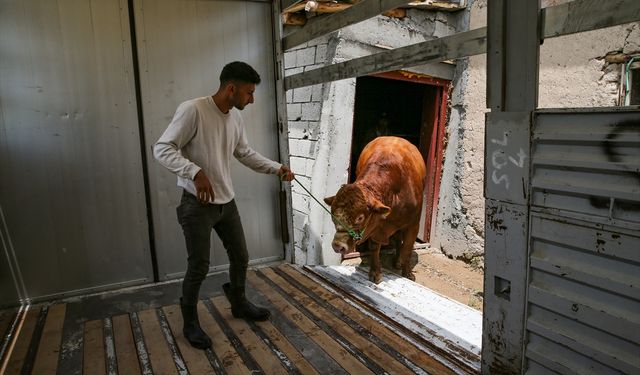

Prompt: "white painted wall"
[284,10,462,265]
[431,0,640,261]
[285,1,640,264]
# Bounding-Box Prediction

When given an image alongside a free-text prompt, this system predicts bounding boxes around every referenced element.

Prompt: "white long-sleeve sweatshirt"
[153,96,281,204]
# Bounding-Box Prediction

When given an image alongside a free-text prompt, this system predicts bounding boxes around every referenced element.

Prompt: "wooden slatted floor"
[1,265,469,374]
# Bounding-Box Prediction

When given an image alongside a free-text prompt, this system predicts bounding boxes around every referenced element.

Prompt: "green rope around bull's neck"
[284,175,365,241]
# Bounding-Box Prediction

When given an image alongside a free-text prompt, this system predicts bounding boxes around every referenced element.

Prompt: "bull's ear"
[371,199,391,218]
[324,196,335,206]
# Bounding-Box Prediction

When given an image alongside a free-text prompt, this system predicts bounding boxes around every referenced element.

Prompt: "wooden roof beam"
[284,0,640,90]
[285,27,487,90]
[282,0,411,50]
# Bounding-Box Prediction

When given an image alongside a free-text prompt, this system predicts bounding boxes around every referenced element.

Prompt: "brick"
[301,102,322,121]
[311,84,323,102]
[284,51,296,69]
[315,44,328,64]
[285,67,304,76]
[287,103,302,120]
[289,139,317,158]
[296,47,316,66]
[305,63,324,72]
[292,86,313,103]
[292,191,310,212]
[288,121,310,139]
[289,156,308,175]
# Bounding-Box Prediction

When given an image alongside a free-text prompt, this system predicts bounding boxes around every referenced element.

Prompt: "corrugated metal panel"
[0,0,153,302]
[134,0,284,280]
[525,110,640,373]
[531,110,640,221]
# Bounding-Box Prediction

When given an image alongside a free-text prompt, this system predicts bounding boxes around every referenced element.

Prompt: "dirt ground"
[342,246,485,311]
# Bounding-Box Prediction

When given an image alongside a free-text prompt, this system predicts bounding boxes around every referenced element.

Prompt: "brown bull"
[324,136,427,284]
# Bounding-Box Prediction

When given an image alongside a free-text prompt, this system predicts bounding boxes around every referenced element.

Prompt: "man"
[154,61,294,349]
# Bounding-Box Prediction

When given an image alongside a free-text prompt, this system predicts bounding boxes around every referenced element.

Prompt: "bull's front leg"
[399,223,419,281]
[368,241,383,284]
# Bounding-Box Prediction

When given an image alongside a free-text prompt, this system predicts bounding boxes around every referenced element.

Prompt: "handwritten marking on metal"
[491,131,527,190]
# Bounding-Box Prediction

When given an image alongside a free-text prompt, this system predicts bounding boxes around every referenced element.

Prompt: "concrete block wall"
[432,0,640,262]
[283,11,464,266]
[283,35,331,264]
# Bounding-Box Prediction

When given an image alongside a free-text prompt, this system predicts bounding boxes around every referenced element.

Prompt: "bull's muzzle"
[331,232,352,254]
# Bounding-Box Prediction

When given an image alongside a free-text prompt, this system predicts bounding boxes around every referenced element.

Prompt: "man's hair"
[220,61,261,85]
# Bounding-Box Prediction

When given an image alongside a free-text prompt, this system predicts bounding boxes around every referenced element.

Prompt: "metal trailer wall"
[0,0,287,305]
[525,109,640,374]
[0,0,153,304]
[483,1,640,373]
[133,0,285,281]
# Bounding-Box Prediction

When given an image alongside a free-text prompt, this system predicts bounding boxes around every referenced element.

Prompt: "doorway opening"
[349,71,450,245]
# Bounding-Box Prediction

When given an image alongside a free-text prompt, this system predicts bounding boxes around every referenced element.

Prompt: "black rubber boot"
[180,298,212,349]
[222,282,270,321]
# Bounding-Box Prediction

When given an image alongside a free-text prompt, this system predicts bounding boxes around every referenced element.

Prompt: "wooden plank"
[285,27,487,90]
[283,0,411,50]
[279,264,456,375]
[542,0,640,39]
[305,265,481,372]
[32,303,66,374]
[211,296,288,375]
[260,267,409,374]
[285,1,352,14]
[156,309,188,374]
[0,310,16,340]
[4,307,39,374]
[246,276,348,375]
[202,299,262,374]
[129,312,153,374]
[197,301,249,375]
[284,0,640,91]
[137,308,179,375]
[247,271,374,374]
[19,306,48,375]
[112,314,141,375]
[162,305,217,375]
[104,318,118,375]
[253,320,320,375]
[83,319,106,375]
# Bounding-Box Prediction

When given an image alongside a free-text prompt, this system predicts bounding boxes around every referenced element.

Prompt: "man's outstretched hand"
[278,165,294,182]
[194,170,215,203]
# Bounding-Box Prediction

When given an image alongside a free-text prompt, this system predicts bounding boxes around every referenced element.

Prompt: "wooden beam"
[282,0,305,12]
[282,12,307,26]
[286,1,353,14]
[283,0,640,90]
[405,1,465,11]
[541,0,640,39]
[283,0,410,50]
[285,27,487,90]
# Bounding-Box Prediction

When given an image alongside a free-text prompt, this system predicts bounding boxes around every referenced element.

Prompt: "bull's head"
[324,184,390,255]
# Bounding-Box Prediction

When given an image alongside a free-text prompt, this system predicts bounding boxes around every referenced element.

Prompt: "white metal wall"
[525,109,640,374]
[0,0,284,304]
[134,0,285,280]
[0,0,153,302]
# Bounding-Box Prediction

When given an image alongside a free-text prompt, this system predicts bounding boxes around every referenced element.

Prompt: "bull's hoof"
[402,271,416,281]
[369,270,383,284]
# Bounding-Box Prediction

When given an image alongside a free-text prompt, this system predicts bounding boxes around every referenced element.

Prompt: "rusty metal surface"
[485,112,531,205]
[524,109,640,373]
[306,265,482,374]
[531,110,640,222]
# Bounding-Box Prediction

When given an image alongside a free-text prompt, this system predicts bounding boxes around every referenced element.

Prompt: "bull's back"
[356,136,427,191]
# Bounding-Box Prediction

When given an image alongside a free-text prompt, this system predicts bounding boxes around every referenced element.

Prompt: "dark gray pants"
[177,190,249,306]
